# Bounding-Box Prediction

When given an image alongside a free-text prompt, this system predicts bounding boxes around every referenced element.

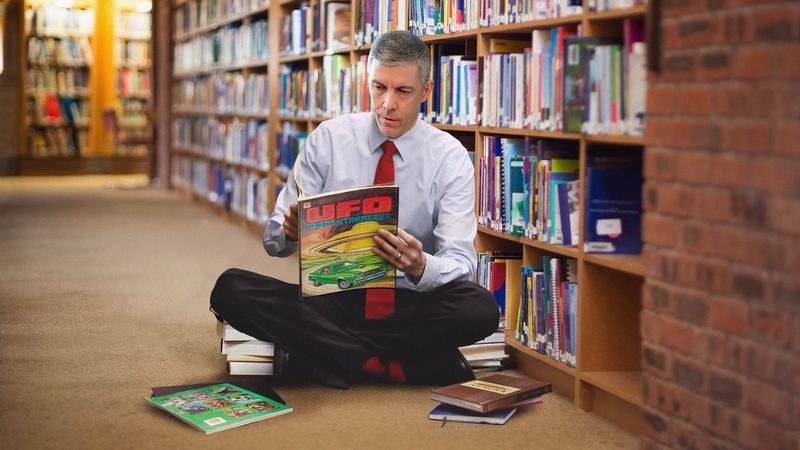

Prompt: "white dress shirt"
[264,112,476,291]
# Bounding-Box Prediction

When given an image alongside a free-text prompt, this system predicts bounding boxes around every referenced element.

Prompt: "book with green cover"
[146,383,292,434]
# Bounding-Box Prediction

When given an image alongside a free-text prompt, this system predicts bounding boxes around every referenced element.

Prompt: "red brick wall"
[642,1,799,449]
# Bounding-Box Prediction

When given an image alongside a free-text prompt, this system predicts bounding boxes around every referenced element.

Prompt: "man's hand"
[373,228,426,279]
[284,203,299,241]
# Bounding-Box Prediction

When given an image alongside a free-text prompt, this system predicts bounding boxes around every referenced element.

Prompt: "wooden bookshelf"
[166,0,647,433]
[21,0,153,175]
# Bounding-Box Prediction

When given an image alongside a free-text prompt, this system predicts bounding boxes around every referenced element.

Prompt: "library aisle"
[0,176,636,449]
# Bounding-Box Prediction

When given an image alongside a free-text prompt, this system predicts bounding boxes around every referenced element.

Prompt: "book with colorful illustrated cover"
[146,383,292,434]
[430,374,552,413]
[297,184,399,297]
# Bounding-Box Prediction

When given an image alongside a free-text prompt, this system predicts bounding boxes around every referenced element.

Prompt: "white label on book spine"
[596,218,622,237]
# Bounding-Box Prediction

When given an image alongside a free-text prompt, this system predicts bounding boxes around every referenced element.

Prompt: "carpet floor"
[0,175,637,449]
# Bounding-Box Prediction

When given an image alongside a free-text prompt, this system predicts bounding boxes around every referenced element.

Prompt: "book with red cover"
[430,374,552,413]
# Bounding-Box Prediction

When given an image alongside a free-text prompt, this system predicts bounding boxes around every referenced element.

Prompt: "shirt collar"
[369,115,424,159]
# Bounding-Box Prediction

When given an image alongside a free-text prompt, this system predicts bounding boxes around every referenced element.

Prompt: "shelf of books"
[168,0,648,433]
[112,1,153,157]
[21,0,152,175]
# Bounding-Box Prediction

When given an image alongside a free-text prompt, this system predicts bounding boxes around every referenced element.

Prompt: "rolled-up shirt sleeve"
[263,127,330,257]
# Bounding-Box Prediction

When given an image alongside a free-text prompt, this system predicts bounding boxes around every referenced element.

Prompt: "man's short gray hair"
[368,31,431,86]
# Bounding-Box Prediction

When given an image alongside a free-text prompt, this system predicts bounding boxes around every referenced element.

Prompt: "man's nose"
[383,91,398,111]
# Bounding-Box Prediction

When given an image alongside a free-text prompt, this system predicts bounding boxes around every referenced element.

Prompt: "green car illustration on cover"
[308,255,390,290]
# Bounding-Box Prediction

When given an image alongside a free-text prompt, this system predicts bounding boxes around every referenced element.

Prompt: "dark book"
[297,185,399,297]
[430,374,552,413]
[584,153,643,254]
[428,403,517,425]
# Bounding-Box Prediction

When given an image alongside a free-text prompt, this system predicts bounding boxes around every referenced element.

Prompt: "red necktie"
[365,140,397,319]
[373,140,397,185]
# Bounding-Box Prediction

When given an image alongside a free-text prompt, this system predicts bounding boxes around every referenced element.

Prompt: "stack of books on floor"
[217,321,275,376]
[459,330,508,372]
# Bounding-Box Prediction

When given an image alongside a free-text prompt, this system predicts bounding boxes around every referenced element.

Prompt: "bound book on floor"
[146,383,292,434]
[297,184,399,297]
[430,374,552,413]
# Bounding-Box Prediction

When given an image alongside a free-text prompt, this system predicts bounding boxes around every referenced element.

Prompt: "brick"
[692,329,728,367]
[674,422,711,450]
[749,415,799,450]
[711,405,749,446]
[647,117,696,148]
[679,18,716,48]
[691,187,732,222]
[641,310,664,345]
[690,120,723,151]
[644,281,675,314]
[644,214,680,247]
[710,226,770,267]
[673,357,707,392]
[775,44,800,78]
[751,306,792,348]
[674,289,709,325]
[642,407,672,445]
[735,46,775,80]
[682,256,730,294]
[687,395,714,431]
[751,157,796,195]
[744,345,796,391]
[773,119,800,156]
[720,11,751,44]
[714,81,775,117]
[698,49,733,81]
[748,380,792,426]
[651,182,694,217]
[678,85,714,116]
[708,295,748,334]
[662,53,698,82]
[773,83,800,118]
[711,154,752,187]
[679,222,712,254]
[724,119,773,155]
[730,270,766,299]
[675,151,713,183]
[753,4,798,42]
[708,371,744,407]
[643,344,671,377]
[730,190,767,226]
[644,147,677,181]
[662,0,704,17]
[662,316,696,354]
[647,84,680,116]
[766,196,800,236]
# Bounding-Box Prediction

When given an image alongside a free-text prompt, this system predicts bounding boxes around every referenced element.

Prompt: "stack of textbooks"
[459,330,508,372]
[428,374,551,425]
[217,321,275,376]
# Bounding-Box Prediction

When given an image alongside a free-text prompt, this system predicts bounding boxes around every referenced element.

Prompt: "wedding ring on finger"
[396,251,403,259]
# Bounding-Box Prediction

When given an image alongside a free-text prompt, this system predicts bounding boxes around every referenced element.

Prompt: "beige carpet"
[0,176,637,449]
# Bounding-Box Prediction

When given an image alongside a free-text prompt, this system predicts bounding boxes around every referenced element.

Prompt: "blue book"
[584,163,643,254]
[428,403,517,425]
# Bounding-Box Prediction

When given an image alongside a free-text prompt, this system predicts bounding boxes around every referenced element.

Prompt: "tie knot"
[380,140,397,156]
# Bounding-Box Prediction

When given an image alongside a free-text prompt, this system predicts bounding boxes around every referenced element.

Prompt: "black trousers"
[209,268,499,389]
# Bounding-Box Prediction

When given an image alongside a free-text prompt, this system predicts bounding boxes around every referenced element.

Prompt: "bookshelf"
[112,0,153,157]
[20,0,151,175]
[168,0,647,432]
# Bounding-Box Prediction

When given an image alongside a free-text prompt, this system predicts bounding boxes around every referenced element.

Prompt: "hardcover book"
[146,383,292,434]
[298,184,399,297]
[430,374,552,413]
[428,402,517,425]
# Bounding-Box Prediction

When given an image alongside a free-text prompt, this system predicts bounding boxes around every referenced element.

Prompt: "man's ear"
[421,80,433,101]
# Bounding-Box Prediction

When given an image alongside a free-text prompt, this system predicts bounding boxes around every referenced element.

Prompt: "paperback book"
[297,184,399,297]
[430,374,552,413]
[146,383,292,434]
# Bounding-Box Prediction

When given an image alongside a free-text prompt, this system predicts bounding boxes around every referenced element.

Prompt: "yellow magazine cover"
[298,185,399,297]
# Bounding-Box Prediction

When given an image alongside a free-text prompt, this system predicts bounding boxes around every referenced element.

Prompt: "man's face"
[368,61,433,139]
